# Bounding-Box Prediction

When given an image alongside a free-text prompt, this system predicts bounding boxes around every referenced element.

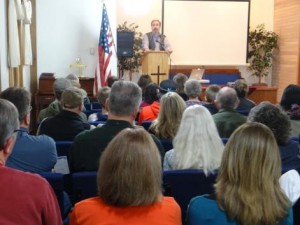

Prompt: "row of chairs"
[39,171,97,223]
[42,169,300,225]
[41,169,217,225]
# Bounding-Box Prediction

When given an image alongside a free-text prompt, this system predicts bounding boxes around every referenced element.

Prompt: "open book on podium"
[141,51,169,84]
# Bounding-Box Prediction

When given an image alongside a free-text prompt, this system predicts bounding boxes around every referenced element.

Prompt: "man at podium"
[142,19,173,54]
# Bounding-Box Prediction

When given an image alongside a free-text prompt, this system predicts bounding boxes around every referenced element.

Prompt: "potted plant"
[117,22,143,74]
[247,24,278,85]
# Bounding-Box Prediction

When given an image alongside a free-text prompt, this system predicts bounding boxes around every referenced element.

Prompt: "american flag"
[94,3,113,92]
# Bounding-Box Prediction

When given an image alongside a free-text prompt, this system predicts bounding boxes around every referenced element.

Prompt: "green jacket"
[213,108,246,138]
[38,100,87,123]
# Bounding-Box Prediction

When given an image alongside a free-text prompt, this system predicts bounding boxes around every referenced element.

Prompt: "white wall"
[117,0,275,85]
[0,0,274,90]
[36,0,117,79]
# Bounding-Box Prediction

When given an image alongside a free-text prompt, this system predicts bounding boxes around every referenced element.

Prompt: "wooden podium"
[141,51,169,84]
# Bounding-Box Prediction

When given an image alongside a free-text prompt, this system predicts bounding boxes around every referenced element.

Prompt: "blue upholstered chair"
[39,172,69,220]
[221,137,228,145]
[71,171,98,204]
[290,136,299,143]
[159,139,173,152]
[91,102,101,110]
[236,109,251,116]
[141,120,152,131]
[293,197,300,225]
[163,169,218,224]
[55,141,73,158]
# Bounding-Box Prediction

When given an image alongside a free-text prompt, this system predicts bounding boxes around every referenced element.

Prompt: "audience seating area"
[163,169,218,224]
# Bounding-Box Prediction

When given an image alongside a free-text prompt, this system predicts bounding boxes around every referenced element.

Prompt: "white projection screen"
[163,0,250,66]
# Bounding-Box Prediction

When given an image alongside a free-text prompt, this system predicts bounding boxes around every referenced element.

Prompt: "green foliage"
[117,22,143,72]
[248,24,278,83]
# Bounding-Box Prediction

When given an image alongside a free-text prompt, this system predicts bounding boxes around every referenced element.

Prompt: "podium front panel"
[141,51,169,84]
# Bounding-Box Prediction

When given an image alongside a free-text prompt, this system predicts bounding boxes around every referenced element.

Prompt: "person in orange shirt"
[69,128,181,225]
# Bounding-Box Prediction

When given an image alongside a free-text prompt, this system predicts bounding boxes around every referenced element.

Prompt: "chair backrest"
[40,172,65,218]
[160,139,173,152]
[293,197,300,225]
[290,136,299,143]
[141,120,152,131]
[221,137,228,145]
[71,171,98,204]
[236,109,250,116]
[163,169,218,224]
[91,102,101,110]
[55,141,73,158]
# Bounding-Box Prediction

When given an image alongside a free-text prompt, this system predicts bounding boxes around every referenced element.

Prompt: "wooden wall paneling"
[273,0,300,102]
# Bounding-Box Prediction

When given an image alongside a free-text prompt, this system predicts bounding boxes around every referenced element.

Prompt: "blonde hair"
[215,122,289,225]
[150,92,186,139]
[98,128,162,206]
[173,105,223,175]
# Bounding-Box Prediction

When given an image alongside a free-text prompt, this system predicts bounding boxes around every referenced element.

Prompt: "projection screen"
[162,0,250,66]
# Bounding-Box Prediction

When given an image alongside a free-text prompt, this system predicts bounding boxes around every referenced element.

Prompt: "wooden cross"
[151,66,166,84]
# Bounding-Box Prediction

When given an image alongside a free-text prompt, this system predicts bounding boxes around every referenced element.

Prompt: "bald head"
[215,87,239,109]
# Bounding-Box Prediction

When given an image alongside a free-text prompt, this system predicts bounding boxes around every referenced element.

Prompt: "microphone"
[155,39,165,50]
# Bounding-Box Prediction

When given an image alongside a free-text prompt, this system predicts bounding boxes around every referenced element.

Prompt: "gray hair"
[234,79,249,98]
[1,87,31,122]
[173,105,224,175]
[53,78,72,100]
[248,101,291,145]
[108,81,142,117]
[173,73,188,93]
[184,79,202,98]
[205,85,220,103]
[97,87,111,108]
[216,87,238,109]
[0,99,19,148]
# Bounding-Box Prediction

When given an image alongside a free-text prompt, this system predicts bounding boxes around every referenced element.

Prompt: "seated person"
[184,79,205,107]
[138,83,160,125]
[187,122,292,225]
[38,87,93,141]
[280,84,300,137]
[107,76,119,88]
[70,128,181,225]
[71,81,165,172]
[202,84,220,115]
[137,74,153,99]
[88,87,110,123]
[173,73,189,101]
[66,73,91,105]
[248,101,300,172]
[164,105,224,174]
[1,87,57,173]
[140,83,159,108]
[0,99,62,224]
[212,87,247,138]
[149,92,186,140]
[233,79,256,111]
[138,79,176,125]
[38,78,87,123]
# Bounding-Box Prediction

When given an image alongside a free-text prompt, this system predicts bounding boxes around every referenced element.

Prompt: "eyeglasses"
[0,129,19,149]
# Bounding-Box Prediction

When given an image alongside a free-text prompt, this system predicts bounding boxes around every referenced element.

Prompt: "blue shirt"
[187,195,293,225]
[6,127,57,173]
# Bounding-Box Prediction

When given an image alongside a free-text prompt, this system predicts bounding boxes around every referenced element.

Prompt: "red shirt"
[70,196,181,225]
[138,101,160,125]
[0,166,62,225]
